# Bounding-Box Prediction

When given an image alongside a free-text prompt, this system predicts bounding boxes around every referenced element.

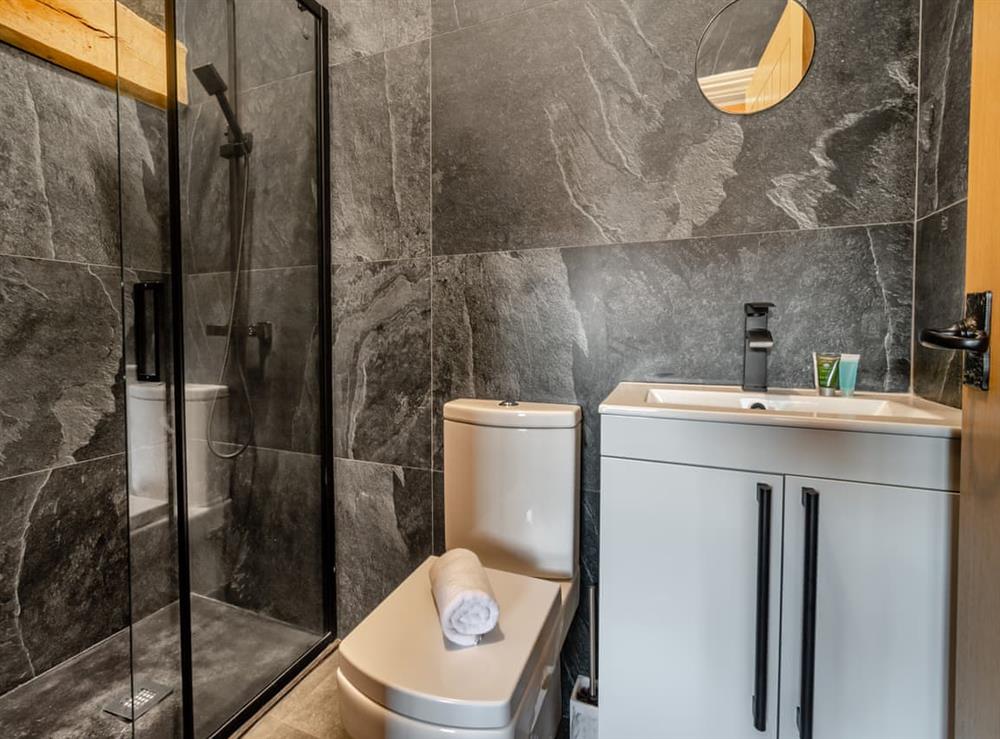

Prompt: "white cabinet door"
[779,477,955,739]
[599,458,784,739]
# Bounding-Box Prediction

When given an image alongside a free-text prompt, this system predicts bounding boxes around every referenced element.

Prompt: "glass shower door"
[175,0,331,735]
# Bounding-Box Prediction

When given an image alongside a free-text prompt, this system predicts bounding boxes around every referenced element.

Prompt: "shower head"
[193,63,228,97]
[193,63,251,158]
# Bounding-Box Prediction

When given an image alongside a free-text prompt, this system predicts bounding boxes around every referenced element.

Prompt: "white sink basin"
[601,383,961,438]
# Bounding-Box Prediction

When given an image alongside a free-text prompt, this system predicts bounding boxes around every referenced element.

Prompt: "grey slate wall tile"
[328,0,431,66]
[432,225,913,486]
[332,40,431,263]
[224,448,325,633]
[917,0,972,218]
[431,0,918,256]
[335,460,432,635]
[334,260,432,468]
[431,0,554,34]
[0,456,129,696]
[0,256,124,481]
[913,203,967,409]
[0,45,119,266]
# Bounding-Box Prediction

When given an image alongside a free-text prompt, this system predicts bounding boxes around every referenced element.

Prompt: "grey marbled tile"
[432,470,445,555]
[223,448,325,633]
[913,202,967,408]
[335,460,432,635]
[235,0,318,91]
[917,0,972,218]
[184,266,321,454]
[131,515,179,621]
[431,0,554,34]
[179,101,231,275]
[0,44,119,265]
[334,260,432,468]
[332,41,431,263]
[432,225,914,486]
[328,0,431,66]
[0,256,124,480]
[431,0,918,255]
[0,456,129,696]
[120,100,171,273]
[243,72,319,270]
[183,73,319,275]
[177,0,230,107]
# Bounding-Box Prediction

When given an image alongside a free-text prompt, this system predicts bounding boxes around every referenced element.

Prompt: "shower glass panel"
[175,0,331,735]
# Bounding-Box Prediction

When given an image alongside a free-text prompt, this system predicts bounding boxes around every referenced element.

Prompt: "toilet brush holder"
[570,585,599,739]
[570,676,599,739]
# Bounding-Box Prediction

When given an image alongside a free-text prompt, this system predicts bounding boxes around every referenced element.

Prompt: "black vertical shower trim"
[313,0,337,638]
[798,488,820,739]
[163,1,196,735]
[752,483,773,732]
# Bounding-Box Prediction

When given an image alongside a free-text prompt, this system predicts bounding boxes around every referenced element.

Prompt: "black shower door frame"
[163,0,335,735]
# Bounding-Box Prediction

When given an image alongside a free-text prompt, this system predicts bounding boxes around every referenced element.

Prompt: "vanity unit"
[598,383,961,739]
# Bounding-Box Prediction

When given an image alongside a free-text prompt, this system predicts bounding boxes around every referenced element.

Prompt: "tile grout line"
[0,451,126,485]
[917,196,968,224]
[329,219,920,271]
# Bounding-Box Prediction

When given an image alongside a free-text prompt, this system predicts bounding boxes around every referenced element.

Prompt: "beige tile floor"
[241,650,347,739]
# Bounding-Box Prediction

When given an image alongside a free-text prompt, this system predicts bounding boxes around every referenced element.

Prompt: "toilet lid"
[338,557,561,730]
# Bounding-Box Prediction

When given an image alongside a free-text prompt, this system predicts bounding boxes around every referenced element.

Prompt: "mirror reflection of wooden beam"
[0,0,188,109]
[744,0,813,113]
[697,67,756,114]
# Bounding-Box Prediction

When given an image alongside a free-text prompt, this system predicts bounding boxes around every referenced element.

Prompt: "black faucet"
[743,303,775,392]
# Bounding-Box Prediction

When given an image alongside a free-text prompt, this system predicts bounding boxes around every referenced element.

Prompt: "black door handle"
[797,488,820,739]
[134,281,164,382]
[919,317,989,353]
[752,483,773,732]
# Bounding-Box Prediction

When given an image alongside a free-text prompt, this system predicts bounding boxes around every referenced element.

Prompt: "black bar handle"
[797,488,820,739]
[919,317,989,353]
[134,281,163,382]
[752,483,773,732]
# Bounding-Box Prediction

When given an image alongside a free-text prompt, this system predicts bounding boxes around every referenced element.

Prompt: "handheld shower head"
[193,63,228,96]
[193,63,251,158]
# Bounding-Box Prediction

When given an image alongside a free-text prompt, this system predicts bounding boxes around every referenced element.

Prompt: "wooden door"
[955,2,1000,737]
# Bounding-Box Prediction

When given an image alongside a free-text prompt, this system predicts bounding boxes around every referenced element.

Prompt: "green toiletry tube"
[813,352,841,396]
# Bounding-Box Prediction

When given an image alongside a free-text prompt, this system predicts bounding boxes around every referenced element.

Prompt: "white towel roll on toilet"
[429,548,500,647]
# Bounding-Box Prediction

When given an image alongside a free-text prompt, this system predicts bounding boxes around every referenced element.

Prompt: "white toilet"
[337,399,582,739]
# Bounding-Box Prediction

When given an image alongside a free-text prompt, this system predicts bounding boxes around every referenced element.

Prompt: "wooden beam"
[0,0,188,109]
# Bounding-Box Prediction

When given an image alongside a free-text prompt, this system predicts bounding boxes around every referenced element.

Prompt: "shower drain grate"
[103,682,173,721]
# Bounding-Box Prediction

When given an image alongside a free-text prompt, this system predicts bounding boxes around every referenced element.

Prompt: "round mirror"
[696,0,816,115]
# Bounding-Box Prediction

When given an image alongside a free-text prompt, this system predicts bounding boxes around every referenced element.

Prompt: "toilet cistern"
[743,302,775,392]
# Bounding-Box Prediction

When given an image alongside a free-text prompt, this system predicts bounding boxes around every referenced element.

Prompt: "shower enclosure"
[0,0,332,736]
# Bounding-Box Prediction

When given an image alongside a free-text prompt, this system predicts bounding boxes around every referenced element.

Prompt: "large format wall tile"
[328,0,431,66]
[433,225,913,486]
[332,41,431,263]
[913,203,967,408]
[334,260,431,468]
[917,0,972,218]
[0,456,129,696]
[431,0,918,256]
[184,266,321,455]
[0,256,123,480]
[120,100,170,274]
[431,0,553,34]
[0,45,119,265]
[236,0,317,92]
[335,459,432,635]
[224,448,325,633]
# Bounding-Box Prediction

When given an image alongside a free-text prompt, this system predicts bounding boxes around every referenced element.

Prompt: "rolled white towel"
[429,549,500,647]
